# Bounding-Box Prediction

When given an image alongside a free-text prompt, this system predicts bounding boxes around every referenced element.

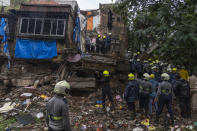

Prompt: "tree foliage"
[114,0,197,72]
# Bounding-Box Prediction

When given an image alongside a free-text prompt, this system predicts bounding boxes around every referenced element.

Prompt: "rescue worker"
[96,34,102,53]
[173,74,191,118]
[129,58,137,74]
[179,66,189,81]
[106,33,111,52]
[151,66,161,82]
[155,73,174,126]
[46,81,72,131]
[124,73,139,120]
[170,68,179,85]
[149,74,159,117]
[137,73,152,117]
[136,59,143,79]
[102,35,107,54]
[101,70,114,110]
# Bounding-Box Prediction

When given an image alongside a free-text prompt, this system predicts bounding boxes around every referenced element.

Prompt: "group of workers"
[124,52,191,126]
[85,33,111,54]
[45,51,191,131]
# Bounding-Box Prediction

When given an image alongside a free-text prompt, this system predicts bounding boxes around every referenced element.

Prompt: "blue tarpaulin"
[0,18,10,69]
[0,18,7,42]
[15,39,57,59]
[73,16,81,43]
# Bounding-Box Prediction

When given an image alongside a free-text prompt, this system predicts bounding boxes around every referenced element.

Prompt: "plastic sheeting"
[73,16,81,43]
[87,16,93,30]
[15,39,57,59]
[93,15,100,29]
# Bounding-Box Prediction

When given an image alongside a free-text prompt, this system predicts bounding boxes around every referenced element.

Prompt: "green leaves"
[114,0,197,71]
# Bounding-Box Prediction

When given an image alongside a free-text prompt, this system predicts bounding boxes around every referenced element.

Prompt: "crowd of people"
[100,52,192,128]
[125,52,191,126]
[85,33,111,54]
[45,51,192,130]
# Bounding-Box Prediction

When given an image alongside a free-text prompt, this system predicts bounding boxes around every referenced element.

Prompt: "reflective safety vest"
[48,115,62,121]
[160,81,172,95]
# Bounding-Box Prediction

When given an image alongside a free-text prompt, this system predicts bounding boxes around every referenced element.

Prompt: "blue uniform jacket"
[124,80,139,102]
[149,79,159,97]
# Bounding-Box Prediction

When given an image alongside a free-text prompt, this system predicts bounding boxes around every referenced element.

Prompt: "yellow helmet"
[137,52,140,55]
[98,34,101,38]
[172,68,177,71]
[128,73,135,80]
[103,70,109,77]
[150,74,155,79]
[103,36,106,39]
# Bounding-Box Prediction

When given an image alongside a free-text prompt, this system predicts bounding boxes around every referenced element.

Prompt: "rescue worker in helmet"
[149,74,159,117]
[101,70,114,110]
[136,59,144,79]
[46,81,72,131]
[96,34,102,53]
[151,66,161,82]
[102,35,107,54]
[124,73,139,120]
[170,68,179,85]
[137,73,152,117]
[155,73,174,126]
[173,73,191,118]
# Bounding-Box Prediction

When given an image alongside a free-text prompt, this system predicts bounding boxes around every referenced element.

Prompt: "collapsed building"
[0,0,131,96]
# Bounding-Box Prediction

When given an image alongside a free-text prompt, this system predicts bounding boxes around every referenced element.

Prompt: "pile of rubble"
[0,85,196,131]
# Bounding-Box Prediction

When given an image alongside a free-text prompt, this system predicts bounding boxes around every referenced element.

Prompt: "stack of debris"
[0,85,196,130]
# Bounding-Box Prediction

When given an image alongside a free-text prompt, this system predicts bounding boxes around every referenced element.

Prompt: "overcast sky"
[77,0,114,10]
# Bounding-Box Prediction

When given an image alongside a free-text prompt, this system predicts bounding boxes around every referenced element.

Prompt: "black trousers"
[179,97,191,118]
[102,89,113,105]
[96,45,100,53]
[139,95,149,111]
[127,102,135,111]
[156,95,174,124]
[48,127,64,131]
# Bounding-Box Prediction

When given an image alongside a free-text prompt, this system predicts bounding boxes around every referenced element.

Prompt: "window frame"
[19,17,66,37]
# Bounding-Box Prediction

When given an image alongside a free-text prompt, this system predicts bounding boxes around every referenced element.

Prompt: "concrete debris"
[20,93,32,97]
[0,102,16,113]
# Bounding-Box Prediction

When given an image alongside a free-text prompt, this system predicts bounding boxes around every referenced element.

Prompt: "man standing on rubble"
[101,70,114,110]
[96,34,102,53]
[155,73,174,126]
[136,59,144,78]
[124,73,139,120]
[173,74,191,118]
[137,73,152,117]
[46,81,72,131]
[149,74,158,117]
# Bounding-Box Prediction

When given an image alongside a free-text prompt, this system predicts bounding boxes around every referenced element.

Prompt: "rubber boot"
[102,103,106,111]
[170,115,174,126]
[155,115,159,124]
[131,110,136,120]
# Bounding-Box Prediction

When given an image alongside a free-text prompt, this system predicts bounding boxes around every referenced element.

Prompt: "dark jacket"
[137,79,152,97]
[173,79,190,98]
[136,61,143,73]
[46,95,72,131]
[157,81,173,97]
[124,80,139,102]
[101,77,110,91]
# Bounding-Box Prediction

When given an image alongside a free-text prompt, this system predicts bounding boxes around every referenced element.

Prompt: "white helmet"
[143,73,150,80]
[161,73,170,81]
[54,80,71,95]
